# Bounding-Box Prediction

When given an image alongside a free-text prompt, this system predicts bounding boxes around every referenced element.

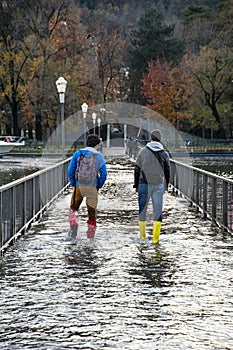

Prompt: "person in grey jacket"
[67,134,107,241]
[134,129,170,243]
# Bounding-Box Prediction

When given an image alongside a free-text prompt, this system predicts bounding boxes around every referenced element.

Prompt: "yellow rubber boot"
[152,221,162,244]
[139,221,146,240]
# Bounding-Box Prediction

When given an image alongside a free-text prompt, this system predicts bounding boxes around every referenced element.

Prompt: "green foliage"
[129,7,184,67]
[212,0,233,49]
[128,6,185,103]
[181,5,214,23]
[169,0,225,17]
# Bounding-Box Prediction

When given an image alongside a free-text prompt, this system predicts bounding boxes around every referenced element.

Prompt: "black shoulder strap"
[146,146,159,158]
[146,146,163,167]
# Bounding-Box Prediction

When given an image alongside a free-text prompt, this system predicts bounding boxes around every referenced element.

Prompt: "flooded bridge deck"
[0,154,232,350]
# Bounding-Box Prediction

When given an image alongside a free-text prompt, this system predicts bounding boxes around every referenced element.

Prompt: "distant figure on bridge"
[134,129,170,243]
[128,136,135,158]
[124,136,129,155]
[67,134,107,241]
[132,138,139,159]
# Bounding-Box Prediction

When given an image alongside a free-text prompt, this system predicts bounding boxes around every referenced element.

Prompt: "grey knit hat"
[151,129,162,142]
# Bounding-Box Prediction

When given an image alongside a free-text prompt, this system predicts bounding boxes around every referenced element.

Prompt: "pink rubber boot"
[86,220,96,239]
[68,209,78,239]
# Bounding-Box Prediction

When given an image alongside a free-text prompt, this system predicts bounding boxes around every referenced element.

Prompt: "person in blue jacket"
[67,134,107,240]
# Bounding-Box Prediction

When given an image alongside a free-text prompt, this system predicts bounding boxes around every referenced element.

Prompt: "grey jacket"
[134,141,170,188]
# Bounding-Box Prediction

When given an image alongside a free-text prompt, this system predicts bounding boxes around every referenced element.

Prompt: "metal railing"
[1,156,232,255]
[170,159,233,234]
[0,158,70,254]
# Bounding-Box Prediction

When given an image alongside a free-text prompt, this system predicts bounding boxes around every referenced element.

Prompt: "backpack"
[75,152,97,184]
[141,147,164,184]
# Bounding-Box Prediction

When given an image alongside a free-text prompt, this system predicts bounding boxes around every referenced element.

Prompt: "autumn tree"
[189,46,233,138]
[81,5,128,105]
[0,0,32,135]
[142,57,192,129]
[78,30,127,105]
[19,0,72,140]
[0,0,73,139]
[20,1,128,141]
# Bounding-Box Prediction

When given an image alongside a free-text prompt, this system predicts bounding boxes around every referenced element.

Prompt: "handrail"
[0,158,71,255]
[1,156,232,255]
[170,159,233,234]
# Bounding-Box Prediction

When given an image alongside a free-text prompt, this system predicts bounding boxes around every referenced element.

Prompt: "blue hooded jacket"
[68,147,107,188]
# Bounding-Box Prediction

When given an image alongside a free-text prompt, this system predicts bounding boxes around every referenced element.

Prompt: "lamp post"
[100,107,106,122]
[92,112,96,134]
[0,110,5,135]
[32,129,36,145]
[97,117,101,137]
[81,102,88,146]
[56,76,67,159]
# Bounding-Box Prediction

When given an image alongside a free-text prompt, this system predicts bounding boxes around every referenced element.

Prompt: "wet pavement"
[0,157,233,350]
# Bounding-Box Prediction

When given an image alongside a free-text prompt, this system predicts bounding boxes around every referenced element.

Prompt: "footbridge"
[0,147,232,255]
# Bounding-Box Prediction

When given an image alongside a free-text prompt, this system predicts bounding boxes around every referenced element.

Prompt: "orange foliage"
[142,57,192,125]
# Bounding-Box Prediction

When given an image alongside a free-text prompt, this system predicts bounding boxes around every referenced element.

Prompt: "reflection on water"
[0,166,39,185]
[0,156,58,186]
[0,158,39,186]
[129,244,173,288]
[64,243,100,277]
[192,156,233,179]
[0,161,232,349]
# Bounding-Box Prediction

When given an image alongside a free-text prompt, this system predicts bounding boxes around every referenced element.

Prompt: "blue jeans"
[138,183,164,222]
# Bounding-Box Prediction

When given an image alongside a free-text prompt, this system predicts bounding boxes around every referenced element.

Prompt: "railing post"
[203,174,208,218]
[33,177,36,218]
[222,181,228,229]
[12,186,16,238]
[0,192,2,253]
[195,171,200,210]
[212,178,217,221]
[24,181,27,228]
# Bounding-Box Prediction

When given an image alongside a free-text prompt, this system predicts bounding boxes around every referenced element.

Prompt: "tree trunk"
[212,103,226,139]
[36,113,42,141]
[12,97,20,136]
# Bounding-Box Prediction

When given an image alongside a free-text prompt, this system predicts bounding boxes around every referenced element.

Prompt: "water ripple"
[0,163,232,349]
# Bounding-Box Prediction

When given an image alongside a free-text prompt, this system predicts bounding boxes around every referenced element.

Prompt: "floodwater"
[0,158,232,350]
[0,156,59,186]
[192,156,233,179]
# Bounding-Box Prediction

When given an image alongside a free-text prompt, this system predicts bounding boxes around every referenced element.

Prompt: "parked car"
[0,136,25,143]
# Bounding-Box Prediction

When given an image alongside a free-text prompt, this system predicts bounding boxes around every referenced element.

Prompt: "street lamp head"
[56,77,67,104]
[81,103,88,146]
[81,102,88,114]
[56,77,67,94]
[97,117,101,125]
[92,112,97,122]
[81,103,88,121]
